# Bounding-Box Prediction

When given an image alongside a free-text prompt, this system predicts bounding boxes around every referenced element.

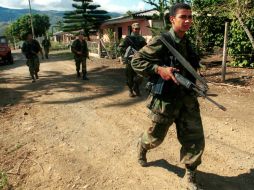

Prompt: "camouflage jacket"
[71,39,89,58]
[131,28,200,96]
[42,39,51,48]
[22,39,42,59]
[132,28,200,79]
[118,33,147,61]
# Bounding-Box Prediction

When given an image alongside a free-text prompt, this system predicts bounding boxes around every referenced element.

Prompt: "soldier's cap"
[131,23,140,29]
[78,31,85,36]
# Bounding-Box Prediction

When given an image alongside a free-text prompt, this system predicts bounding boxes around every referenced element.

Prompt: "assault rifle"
[174,72,226,111]
[124,46,137,60]
[152,33,226,111]
[152,72,226,111]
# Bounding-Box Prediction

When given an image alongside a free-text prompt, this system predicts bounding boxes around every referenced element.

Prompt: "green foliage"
[189,15,225,54]
[228,19,254,67]
[50,41,70,51]
[104,29,118,58]
[0,171,8,190]
[5,14,50,40]
[63,0,110,38]
[190,0,226,54]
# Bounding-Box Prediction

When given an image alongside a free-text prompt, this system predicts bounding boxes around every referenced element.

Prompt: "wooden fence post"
[222,22,229,82]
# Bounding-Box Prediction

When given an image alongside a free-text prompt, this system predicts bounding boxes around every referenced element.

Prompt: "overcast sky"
[0,0,153,13]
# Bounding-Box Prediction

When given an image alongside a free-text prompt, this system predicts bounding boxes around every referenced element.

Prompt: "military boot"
[35,73,39,79]
[77,71,81,78]
[137,137,147,167]
[31,75,36,83]
[184,169,202,190]
[129,90,135,97]
[133,85,141,97]
[82,73,89,80]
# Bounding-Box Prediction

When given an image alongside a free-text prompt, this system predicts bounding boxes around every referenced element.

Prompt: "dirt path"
[0,51,254,190]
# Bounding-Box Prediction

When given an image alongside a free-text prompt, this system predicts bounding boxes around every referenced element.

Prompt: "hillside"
[0,6,122,35]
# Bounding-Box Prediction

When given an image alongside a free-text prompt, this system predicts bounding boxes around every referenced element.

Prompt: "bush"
[50,41,70,51]
[228,19,254,68]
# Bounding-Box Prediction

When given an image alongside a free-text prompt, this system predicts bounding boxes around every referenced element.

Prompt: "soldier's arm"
[71,40,78,54]
[131,36,163,77]
[21,42,27,55]
[84,40,89,58]
[131,36,178,83]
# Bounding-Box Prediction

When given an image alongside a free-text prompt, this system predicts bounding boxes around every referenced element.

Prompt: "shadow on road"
[148,159,254,190]
[0,51,73,72]
[0,62,146,107]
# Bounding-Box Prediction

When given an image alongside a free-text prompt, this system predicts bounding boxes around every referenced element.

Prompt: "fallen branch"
[7,153,28,175]
[27,158,45,175]
[6,152,44,176]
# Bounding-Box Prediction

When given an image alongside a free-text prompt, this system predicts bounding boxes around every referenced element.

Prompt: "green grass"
[0,171,8,190]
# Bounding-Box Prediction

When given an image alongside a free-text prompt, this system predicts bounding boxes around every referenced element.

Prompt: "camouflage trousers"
[125,63,142,92]
[44,47,49,59]
[26,56,40,77]
[141,93,205,169]
[75,56,87,74]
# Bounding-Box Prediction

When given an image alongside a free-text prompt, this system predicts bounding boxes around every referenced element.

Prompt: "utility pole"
[28,0,35,38]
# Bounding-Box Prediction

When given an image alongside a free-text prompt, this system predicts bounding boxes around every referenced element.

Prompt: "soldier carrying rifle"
[71,31,89,80]
[132,3,208,190]
[22,32,44,83]
[118,23,147,97]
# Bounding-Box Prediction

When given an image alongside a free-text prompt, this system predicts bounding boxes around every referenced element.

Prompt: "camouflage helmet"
[131,23,140,29]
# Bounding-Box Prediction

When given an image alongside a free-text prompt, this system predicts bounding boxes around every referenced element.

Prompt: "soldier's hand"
[157,66,179,84]
[77,51,82,55]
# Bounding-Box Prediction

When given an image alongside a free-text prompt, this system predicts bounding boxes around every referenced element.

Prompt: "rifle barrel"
[204,96,227,111]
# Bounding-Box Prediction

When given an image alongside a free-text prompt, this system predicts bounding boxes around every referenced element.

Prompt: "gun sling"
[159,34,208,90]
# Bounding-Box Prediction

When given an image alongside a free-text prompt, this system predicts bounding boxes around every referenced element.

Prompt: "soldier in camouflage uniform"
[42,36,51,59]
[22,33,44,83]
[132,3,204,190]
[118,23,147,97]
[71,31,89,80]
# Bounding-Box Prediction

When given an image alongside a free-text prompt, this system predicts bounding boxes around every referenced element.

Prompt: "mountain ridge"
[0,6,122,35]
[0,6,122,23]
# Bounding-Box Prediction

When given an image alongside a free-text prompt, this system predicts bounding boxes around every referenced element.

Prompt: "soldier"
[22,33,44,83]
[118,23,147,97]
[132,3,205,190]
[71,31,89,80]
[42,36,51,59]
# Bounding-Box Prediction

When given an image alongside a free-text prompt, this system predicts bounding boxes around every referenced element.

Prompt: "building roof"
[101,9,159,26]
[132,9,159,17]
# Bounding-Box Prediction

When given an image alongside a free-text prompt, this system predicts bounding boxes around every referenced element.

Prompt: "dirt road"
[1,50,254,190]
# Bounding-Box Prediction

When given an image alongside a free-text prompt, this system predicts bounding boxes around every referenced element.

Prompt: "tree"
[193,0,254,49]
[143,0,191,27]
[5,14,50,40]
[63,0,110,40]
[192,0,254,66]
[143,0,169,27]
[125,11,133,16]
[191,0,226,53]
